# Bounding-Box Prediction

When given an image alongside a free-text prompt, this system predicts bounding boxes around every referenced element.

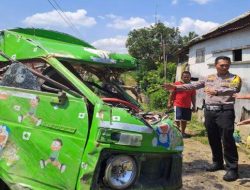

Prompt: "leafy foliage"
[125,22,197,110]
[182,31,198,46]
[139,62,176,110]
[126,22,183,70]
[148,88,168,110]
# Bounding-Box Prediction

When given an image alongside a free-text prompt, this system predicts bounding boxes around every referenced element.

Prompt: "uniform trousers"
[204,109,238,171]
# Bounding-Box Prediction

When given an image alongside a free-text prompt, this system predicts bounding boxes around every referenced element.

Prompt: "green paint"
[0,28,183,190]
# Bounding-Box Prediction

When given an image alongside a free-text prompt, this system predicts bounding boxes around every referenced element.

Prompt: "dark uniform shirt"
[175,72,241,105]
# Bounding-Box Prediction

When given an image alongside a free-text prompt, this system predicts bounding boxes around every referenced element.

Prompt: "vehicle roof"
[0,28,137,70]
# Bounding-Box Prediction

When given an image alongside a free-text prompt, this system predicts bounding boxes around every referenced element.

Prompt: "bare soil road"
[181,138,250,190]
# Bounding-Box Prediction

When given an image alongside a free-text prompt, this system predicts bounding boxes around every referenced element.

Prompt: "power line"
[47,0,83,38]
[51,0,83,37]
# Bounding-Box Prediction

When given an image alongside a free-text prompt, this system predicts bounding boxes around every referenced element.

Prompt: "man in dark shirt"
[164,56,241,181]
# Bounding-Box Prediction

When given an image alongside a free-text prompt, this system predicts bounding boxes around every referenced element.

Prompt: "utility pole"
[160,34,167,82]
[162,39,167,82]
[154,32,167,82]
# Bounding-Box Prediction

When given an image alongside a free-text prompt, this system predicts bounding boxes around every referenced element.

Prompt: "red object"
[102,98,140,112]
[173,81,196,108]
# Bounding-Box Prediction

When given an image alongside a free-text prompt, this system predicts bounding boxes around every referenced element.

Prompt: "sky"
[0,0,249,53]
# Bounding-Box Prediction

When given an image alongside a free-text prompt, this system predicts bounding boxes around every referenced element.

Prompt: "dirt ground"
[181,138,250,190]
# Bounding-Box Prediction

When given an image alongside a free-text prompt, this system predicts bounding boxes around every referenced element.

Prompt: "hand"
[162,83,176,91]
[237,119,250,126]
[204,87,217,96]
[192,106,196,112]
[167,103,173,110]
[233,93,240,98]
[237,121,243,126]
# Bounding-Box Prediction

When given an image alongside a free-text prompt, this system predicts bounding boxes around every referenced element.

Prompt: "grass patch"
[188,114,250,157]
[187,113,209,145]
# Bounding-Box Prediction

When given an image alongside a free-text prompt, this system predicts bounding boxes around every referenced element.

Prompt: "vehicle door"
[0,63,89,189]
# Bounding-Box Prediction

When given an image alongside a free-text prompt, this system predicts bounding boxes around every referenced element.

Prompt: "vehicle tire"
[103,155,138,190]
[168,153,182,189]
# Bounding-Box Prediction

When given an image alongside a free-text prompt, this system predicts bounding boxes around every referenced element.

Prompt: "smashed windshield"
[63,61,142,111]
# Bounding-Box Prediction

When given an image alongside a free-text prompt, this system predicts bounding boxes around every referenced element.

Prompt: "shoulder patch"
[230,75,241,88]
[232,75,241,84]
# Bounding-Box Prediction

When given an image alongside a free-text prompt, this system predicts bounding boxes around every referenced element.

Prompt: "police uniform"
[176,72,241,172]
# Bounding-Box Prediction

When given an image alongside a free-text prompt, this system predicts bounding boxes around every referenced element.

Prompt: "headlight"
[104,155,137,190]
[97,129,143,147]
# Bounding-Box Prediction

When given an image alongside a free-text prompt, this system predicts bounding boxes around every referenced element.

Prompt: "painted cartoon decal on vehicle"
[152,121,183,150]
[1,142,19,166]
[168,127,183,151]
[0,125,10,154]
[40,139,66,173]
[0,92,9,100]
[0,90,43,127]
[152,124,171,148]
[0,125,19,166]
[18,96,42,126]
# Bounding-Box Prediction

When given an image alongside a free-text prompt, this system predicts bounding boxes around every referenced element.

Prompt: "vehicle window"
[61,62,141,109]
[1,62,41,91]
[0,60,81,97]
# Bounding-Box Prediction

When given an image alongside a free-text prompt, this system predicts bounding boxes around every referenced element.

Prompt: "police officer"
[164,56,241,181]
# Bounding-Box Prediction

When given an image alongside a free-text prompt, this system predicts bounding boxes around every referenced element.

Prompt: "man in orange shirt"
[167,71,196,137]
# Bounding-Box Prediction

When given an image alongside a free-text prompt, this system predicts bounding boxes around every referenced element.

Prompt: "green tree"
[126,23,196,110]
[126,22,182,71]
[182,31,198,46]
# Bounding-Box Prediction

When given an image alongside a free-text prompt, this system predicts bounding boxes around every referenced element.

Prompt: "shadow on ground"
[183,159,209,176]
[239,164,250,185]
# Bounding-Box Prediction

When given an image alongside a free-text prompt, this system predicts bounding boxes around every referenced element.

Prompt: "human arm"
[191,92,196,112]
[233,93,250,99]
[163,83,176,91]
[163,81,205,91]
[167,91,175,109]
[216,75,242,96]
[237,119,250,125]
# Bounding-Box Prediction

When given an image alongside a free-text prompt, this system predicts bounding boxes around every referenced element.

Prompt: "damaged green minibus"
[0,28,183,190]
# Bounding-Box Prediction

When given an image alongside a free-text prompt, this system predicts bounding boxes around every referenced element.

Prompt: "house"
[177,11,250,121]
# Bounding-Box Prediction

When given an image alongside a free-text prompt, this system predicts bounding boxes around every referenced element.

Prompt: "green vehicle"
[0,28,183,190]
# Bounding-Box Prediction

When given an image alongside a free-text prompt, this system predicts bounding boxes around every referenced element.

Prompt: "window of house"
[196,48,205,63]
[233,49,242,62]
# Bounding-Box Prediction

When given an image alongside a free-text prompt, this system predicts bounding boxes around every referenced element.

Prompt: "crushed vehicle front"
[0,28,183,190]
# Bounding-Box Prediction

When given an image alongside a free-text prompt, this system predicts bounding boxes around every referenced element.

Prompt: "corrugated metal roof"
[188,11,250,47]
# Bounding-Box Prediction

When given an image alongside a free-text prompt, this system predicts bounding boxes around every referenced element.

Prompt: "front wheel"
[103,155,138,190]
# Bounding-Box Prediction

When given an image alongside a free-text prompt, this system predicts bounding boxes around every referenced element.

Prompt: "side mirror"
[51,91,67,105]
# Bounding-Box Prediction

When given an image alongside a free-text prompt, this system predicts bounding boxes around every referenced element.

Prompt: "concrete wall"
[187,27,250,121]
[189,27,250,65]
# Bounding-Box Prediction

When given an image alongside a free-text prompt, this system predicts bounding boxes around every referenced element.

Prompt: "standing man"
[167,71,196,137]
[164,56,241,181]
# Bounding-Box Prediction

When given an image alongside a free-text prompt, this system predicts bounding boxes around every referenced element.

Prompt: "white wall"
[243,48,250,60]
